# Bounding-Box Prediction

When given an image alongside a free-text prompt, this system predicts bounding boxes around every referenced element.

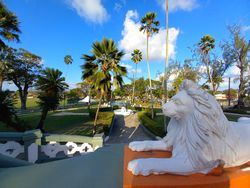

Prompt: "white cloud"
[66,0,109,24]
[242,25,250,33]
[155,71,178,82]
[224,65,240,78]
[120,63,142,74]
[157,0,199,12]
[119,10,180,61]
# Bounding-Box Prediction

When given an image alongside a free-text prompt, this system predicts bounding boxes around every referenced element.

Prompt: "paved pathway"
[106,113,155,144]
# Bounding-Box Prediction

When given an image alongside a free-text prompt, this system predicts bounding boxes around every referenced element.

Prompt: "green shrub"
[96,112,114,135]
[223,108,248,114]
[112,105,119,110]
[137,111,167,137]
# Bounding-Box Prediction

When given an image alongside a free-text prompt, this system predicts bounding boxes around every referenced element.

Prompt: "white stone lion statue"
[128,80,250,176]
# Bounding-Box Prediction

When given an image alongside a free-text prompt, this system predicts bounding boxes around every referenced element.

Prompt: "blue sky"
[3,0,250,90]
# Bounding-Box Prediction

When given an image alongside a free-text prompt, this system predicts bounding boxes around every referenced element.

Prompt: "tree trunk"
[204,56,215,95]
[0,77,3,92]
[146,35,154,119]
[87,89,91,113]
[237,66,245,108]
[132,66,136,103]
[93,94,103,135]
[36,108,48,132]
[20,94,27,110]
[228,77,231,107]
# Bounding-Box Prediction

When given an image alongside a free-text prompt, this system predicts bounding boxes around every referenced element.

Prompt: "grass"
[0,109,114,136]
[15,97,39,109]
[138,111,247,138]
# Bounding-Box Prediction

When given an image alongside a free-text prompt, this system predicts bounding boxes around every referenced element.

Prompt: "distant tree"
[221,25,250,107]
[223,88,238,100]
[140,12,160,118]
[64,55,73,65]
[77,80,93,111]
[133,78,147,100]
[197,35,216,95]
[171,61,200,94]
[131,49,142,103]
[67,88,82,104]
[81,38,127,134]
[6,48,42,110]
[0,90,24,131]
[113,88,126,99]
[0,1,20,49]
[64,55,73,78]
[36,68,68,132]
[0,47,11,91]
[195,35,232,95]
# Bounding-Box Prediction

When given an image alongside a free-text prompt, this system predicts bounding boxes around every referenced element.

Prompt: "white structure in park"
[114,107,133,116]
[128,80,250,176]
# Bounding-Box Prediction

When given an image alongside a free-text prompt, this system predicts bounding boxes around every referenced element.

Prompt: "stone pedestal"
[123,146,250,188]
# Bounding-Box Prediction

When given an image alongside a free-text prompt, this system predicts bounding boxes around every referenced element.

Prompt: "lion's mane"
[164,80,239,170]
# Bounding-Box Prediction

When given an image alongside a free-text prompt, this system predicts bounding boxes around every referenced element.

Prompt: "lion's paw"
[128,159,151,176]
[129,141,148,152]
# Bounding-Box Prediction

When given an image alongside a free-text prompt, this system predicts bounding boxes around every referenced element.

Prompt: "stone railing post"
[22,129,42,163]
[92,133,104,149]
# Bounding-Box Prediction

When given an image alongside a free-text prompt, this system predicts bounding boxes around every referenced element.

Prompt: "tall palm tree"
[64,55,73,65]
[0,1,20,49]
[0,1,20,91]
[81,38,127,134]
[140,12,160,118]
[198,35,215,95]
[63,55,73,107]
[131,49,142,103]
[36,68,68,132]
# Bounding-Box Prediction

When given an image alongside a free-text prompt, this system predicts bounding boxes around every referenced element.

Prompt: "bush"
[223,108,248,114]
[137,111,166,137]
[96,112,114,135]
[112,105,119,110]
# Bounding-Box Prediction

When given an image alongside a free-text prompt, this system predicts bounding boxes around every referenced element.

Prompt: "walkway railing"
[0,130,103,163]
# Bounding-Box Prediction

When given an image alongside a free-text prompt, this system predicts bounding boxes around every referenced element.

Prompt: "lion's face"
[162,90,194,120]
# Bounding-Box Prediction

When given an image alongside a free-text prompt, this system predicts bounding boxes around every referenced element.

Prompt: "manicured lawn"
[15,97,39,109]
[0,110,114,136]
[138,111,246,138]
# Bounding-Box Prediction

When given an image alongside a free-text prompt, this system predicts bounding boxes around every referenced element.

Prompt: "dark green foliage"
[0,1,21,49]
[36,68,68,131]
[64,55,73,65]
[81,38,127,133]
[0,90,24,131]
[222,25,250,108]
[223,108,248,115]
[5,48,42,110]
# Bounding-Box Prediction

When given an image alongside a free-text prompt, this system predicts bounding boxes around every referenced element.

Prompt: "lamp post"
[163,0,169,132]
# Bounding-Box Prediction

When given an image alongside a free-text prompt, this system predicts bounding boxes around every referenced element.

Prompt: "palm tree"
[198,35,216,95]
[81,38,127,134]
[36,68,68,132]
[131,49,142,103]
[63,55,73,107]
[140,12,160,118]
[0,1,20,49]
[0,1,20,91]
[64,55,73,65]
